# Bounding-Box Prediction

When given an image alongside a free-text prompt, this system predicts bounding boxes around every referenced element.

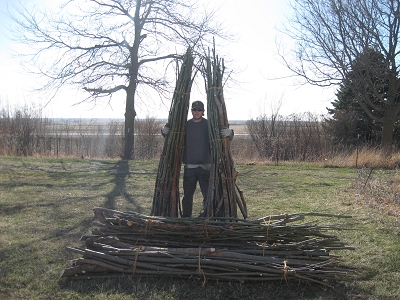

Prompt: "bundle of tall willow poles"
[204,48,247,218]
[61,208,354,285]
[151,48,194,217]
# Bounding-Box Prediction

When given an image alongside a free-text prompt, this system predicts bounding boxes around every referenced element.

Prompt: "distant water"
[49,118,247,124]
[49,118,124,123]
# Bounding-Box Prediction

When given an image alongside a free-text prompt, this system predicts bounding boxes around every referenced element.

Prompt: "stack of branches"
[151,48,194,217]
[61,208,354,286]
[204,48,247,218]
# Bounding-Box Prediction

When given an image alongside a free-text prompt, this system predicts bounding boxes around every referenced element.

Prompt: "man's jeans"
[182,167,210,217]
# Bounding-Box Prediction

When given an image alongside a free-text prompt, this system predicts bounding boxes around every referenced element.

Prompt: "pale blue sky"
[0,0,334,120]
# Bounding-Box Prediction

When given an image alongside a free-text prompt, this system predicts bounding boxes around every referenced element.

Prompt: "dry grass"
[233,146,400,169]
[352,168,400,219]
[323,147,400,169]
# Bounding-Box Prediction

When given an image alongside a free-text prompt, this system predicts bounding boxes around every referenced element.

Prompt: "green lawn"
[0,156,399,299]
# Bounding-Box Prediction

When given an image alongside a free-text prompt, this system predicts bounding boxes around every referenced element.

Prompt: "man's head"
[191,101,204,111]
[191,101,205,121]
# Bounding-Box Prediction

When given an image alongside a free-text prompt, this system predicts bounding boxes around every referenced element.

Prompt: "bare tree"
[9,0,224,159]
[280,0,400,152]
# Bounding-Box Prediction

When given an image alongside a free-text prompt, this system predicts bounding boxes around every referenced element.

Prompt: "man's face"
[191,108,204,121]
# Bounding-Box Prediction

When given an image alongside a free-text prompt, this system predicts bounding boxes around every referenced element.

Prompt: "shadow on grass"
[59,274,368,300]
[102,160,146,213]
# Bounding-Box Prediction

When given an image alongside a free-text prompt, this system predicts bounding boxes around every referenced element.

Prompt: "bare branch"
[83,85,127,95]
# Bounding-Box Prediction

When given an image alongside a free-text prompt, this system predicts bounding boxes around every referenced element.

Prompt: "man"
[162,100,233,217]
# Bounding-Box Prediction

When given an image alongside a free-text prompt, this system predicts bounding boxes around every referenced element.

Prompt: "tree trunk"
[381,108,395,154]
[123,86,136,160]
[122,0,141,160]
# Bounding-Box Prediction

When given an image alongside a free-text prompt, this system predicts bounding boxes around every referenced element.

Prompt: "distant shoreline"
[48,118,248,124]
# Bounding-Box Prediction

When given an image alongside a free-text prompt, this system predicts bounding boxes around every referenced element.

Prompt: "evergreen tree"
[326,48,400,146]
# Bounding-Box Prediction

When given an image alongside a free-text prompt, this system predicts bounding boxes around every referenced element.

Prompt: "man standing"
[162,100,233,217]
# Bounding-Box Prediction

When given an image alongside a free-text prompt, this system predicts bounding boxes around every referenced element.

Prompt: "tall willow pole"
[204,47,247,219]
[151,48,194,217]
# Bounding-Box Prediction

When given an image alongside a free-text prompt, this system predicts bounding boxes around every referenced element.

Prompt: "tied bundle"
[151,48,194,217]
[204,47,247,218]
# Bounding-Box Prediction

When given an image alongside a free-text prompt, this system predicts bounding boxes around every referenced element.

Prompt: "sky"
[0,0,335,121]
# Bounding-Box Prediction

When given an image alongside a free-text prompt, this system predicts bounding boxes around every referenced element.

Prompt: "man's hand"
[220,127,234,139]
[161,125,170,136]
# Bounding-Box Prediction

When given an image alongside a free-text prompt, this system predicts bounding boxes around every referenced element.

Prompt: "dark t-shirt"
[183,118,211,165]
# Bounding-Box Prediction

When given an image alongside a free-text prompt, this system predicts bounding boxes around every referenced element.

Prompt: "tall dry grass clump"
[351,168,400,218]
[324,146,400,168]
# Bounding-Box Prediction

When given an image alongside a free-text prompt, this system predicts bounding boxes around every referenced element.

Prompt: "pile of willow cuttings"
[60,208,354,286]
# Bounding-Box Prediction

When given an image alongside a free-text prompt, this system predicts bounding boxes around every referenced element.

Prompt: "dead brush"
[353,168,400,217]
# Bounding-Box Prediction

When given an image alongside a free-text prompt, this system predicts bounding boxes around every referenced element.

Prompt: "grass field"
[0,156,399,299]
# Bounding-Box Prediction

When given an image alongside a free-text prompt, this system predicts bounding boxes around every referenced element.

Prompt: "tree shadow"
[102,160,145,213]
